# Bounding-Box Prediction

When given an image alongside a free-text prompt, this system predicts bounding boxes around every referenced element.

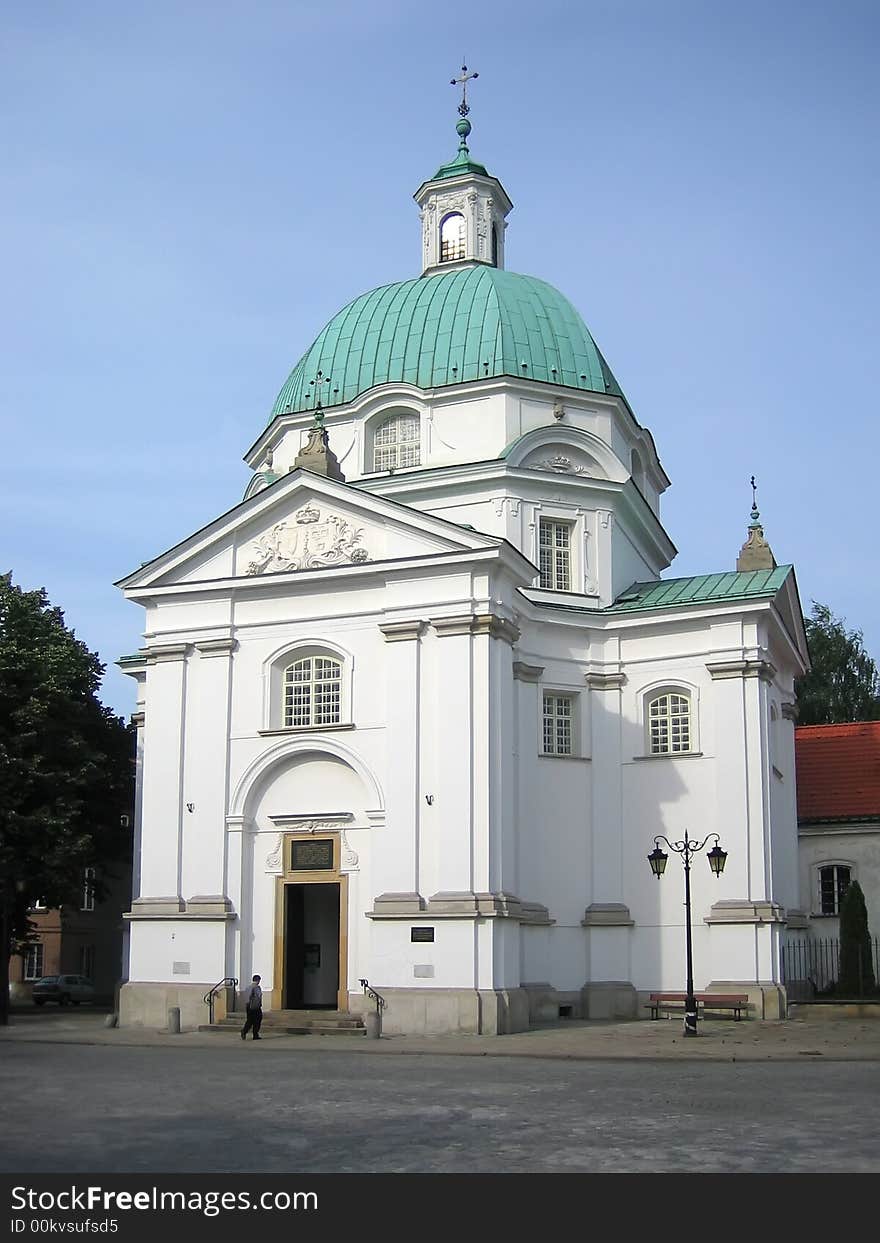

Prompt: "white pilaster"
[139,644,188,900]
[374,622,424,900]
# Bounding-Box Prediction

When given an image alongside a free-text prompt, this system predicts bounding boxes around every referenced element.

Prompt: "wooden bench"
[646,992,749,1021]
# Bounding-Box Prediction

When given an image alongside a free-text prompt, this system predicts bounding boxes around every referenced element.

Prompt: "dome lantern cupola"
[414,65,513,275]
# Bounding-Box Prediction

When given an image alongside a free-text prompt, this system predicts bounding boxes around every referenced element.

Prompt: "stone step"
[201,1009,366,1036]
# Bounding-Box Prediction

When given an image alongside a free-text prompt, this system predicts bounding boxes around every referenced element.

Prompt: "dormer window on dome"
[373,413,420,472]
[440,213,466,263]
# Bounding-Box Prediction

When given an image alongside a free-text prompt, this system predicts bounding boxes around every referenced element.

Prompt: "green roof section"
[604,566,793,614]
[431,114,490,180]
[270,265,624,419]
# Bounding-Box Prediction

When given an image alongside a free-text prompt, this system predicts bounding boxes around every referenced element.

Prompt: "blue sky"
[2,0,878,717]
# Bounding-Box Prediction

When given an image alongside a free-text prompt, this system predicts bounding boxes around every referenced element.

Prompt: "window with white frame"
[80,945,96,980]
[648,691,692,754]
[818,864,851,915]
[439,212,466,262]
[372,413,420,472]
[542,692,575,756]
[539,518,572,591]
[283,656,342,728]
[81,867,96,912]
[24,943,44,981]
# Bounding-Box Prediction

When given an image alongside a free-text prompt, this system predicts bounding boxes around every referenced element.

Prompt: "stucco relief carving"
[246,507,369,574]
[436,194,466,216]
[340,830,359,871]
[529,456,589,475]
[265,834,283,873]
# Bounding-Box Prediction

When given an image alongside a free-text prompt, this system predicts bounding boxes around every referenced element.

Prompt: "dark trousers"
[241,1007,262,1039]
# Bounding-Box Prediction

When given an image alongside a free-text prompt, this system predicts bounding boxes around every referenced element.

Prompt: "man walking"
[241,974,263,1041]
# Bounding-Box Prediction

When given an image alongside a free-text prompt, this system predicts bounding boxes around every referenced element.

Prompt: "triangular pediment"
[117,469,504,592]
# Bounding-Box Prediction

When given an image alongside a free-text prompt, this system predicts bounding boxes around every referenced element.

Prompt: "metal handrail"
[203,976,238,1024]
[358,978,386,1015]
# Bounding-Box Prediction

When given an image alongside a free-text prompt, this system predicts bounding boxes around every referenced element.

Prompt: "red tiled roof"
[795,722,880,822]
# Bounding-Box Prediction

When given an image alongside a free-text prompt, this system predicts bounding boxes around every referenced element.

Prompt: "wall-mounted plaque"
[411,927,435,943]
[290,839,334,871]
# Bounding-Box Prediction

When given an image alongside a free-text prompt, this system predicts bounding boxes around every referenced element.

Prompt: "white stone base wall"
[119,982,212,1032]
[349,987,530,1035]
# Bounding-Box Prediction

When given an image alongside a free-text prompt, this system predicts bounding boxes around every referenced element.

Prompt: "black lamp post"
[648,831,728,1036]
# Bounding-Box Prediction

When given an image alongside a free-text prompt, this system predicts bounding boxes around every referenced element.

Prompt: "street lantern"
[647,846,668,878]
[706,844,728,877]
[648,831,728,1036]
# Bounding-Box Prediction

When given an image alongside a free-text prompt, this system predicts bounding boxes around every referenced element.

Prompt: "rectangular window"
[543,693,574,756]
[80,945,96,980]
[81,867,96,912]
[539,519,572,591]
[24,943,44,981]
[818,865,851,915]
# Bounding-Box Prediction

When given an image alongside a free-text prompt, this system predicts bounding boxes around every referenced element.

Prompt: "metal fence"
[782,937,880,1001]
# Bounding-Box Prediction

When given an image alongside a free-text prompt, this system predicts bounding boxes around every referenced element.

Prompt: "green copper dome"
[270,265,623,418]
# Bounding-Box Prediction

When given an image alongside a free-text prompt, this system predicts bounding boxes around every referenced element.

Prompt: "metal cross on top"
[745,469,760,519]
[307,369,333,429]
[451,62,478,117]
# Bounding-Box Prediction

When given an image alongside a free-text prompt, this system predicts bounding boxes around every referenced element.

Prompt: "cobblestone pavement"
[1,1037,878,1173]
[2,1011,880,1172]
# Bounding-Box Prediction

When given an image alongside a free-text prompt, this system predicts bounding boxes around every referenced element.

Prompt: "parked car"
[32,975,96,1006]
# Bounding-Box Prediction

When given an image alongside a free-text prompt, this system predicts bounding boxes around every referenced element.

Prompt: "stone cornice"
[145,642,190,664]
[513,661,544,683]
[705,899,786,925]
[432,613,520,644]
[194,638,237,658]
[581,903,634,927]
[706,659,776,682]
[367,890,553,923]
[584,671,627,691]
[378,620,427,643]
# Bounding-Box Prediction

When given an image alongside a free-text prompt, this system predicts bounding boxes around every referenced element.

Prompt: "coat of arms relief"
[246,504,369,575]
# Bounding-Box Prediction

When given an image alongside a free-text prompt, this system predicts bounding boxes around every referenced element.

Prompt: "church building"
[117,89,810,1034]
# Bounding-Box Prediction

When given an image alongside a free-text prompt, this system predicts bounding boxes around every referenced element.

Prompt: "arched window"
[440,212,466,263]
[284,656,342,728]
[491,222,499,267]
[647,691,692,754]
[372,413,420,471]
[817,864,852,915]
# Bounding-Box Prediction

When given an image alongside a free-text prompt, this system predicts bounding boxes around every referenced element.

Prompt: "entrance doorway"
[284,883,340,1010]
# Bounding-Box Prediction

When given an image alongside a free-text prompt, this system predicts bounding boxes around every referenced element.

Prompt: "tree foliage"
[796,602,880,726]
[838,880,876,997]
[0,573,133,1021]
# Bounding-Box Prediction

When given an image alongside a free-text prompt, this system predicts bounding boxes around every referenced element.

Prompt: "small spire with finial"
[450,61,478,155]
[736,474,776,572]
[293,369,344,481]
[308,369,332,428]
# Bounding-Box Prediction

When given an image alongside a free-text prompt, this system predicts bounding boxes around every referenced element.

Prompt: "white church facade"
[117,103,809,1034]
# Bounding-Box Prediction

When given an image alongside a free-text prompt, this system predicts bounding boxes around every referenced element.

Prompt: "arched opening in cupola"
[440,213,466,263]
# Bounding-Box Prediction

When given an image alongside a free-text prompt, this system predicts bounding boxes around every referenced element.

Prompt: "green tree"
[837,880,875,997]
[0,574,133,1024]
[796,602,880,726]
